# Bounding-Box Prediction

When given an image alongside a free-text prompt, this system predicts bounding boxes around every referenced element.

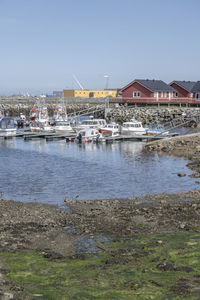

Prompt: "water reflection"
[0,138,197,206]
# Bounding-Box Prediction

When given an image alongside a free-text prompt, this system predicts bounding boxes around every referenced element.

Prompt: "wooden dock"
[23,132,76,141]
[0,131,77,141]
[0,130,178,143]
[98,134,171,144]
[105,135,164,142]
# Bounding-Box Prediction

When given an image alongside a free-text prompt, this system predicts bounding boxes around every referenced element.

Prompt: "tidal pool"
[0,138,197,206]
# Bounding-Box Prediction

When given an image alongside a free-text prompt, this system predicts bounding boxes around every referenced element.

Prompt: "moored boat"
[0,116,16,135]
[76,128,100,143]
[53,103,68,122]
[30,101,54,132]
[30,121,55,133]
[146,124,169,136]
[73,119,107,133]
[96,122,121,142]
[121,118,146,135]
[99,123,121,136]
[54,121,73,133]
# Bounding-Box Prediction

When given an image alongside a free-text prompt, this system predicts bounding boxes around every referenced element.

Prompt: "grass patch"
[1,231,200,299]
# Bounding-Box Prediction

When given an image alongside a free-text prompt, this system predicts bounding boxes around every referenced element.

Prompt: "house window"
[133,91,141,98]
[175,92,178,97]
[161,92,164,98]
[196,93,200,100]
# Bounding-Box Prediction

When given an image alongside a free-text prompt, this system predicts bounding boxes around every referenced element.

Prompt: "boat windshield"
[0,118,15,129]
[149,124,163,129]
[82,120,97,125]
[81,120,106,125]
[124,123,141,128]
[56,121,70,126]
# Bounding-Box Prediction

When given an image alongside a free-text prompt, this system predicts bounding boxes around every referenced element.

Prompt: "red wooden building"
[110,79,200,106]
[170,80,200,100]
[120,79,176,100]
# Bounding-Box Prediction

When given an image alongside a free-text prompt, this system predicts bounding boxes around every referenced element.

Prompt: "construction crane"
[72,74,84,90]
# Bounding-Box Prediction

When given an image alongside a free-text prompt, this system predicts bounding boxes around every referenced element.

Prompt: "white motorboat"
[96,123,121,142]
[53,103,68,122]
[121,118,146,135]
[73,119,107,133]
[30,101,54,132]
[0,116,17,136]
[0,107,16,135]
[76,128,100,143]
[54,121,73,133]
[30,121,55,133]
[99,123,121,136]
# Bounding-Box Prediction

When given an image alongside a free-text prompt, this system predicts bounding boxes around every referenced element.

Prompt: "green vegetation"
[1,230,200,299]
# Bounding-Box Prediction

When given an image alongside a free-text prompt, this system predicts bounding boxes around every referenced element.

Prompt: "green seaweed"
[1,230,200,299]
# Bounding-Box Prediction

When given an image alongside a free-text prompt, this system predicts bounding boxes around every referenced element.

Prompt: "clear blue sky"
[0,0,199,95]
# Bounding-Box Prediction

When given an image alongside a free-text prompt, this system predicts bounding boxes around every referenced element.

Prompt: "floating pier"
[0,130,178,143]
[97,134,177,144]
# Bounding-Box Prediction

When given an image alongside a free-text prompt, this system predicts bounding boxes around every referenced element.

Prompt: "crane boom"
[73,74,84,90]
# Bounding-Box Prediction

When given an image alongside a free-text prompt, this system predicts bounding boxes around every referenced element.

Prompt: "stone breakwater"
[1,101,200,125]
[0,102,95,118]
[106,107,200,125]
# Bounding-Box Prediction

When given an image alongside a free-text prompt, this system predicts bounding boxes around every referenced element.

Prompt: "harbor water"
[0,137,198,207]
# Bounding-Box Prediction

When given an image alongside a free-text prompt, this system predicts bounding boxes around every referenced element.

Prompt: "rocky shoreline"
[0,189,199,255]
[0,188,200,298]
[146,132,200,176]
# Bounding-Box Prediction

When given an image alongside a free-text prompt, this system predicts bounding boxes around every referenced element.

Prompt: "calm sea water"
[0,137,197,207]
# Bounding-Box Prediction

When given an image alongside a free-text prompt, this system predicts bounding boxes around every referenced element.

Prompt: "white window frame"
[133,91,141,98]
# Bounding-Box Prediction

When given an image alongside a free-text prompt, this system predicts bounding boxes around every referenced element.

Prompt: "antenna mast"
[104,75,109,89]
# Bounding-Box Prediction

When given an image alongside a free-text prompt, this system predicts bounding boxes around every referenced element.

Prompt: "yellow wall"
[63,89,117,98]
[63,90,75,97]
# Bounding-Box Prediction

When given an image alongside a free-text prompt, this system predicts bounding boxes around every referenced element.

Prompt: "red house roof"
[170,80,196,92]
[121,79,175,92]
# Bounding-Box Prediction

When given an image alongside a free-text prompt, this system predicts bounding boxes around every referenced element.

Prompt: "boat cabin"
[103,124,119,129]
[122,120,143,128]
[0,117,15,130]
[81,119,107,126]
[76,128,100,142]
[121,118,146,135]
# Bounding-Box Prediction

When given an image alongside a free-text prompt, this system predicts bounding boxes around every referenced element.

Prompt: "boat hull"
[54,125,73,133]
[121,129,146,136]
[0,128,17,136]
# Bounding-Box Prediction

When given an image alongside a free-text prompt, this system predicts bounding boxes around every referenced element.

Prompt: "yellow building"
[63,89,117,98]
